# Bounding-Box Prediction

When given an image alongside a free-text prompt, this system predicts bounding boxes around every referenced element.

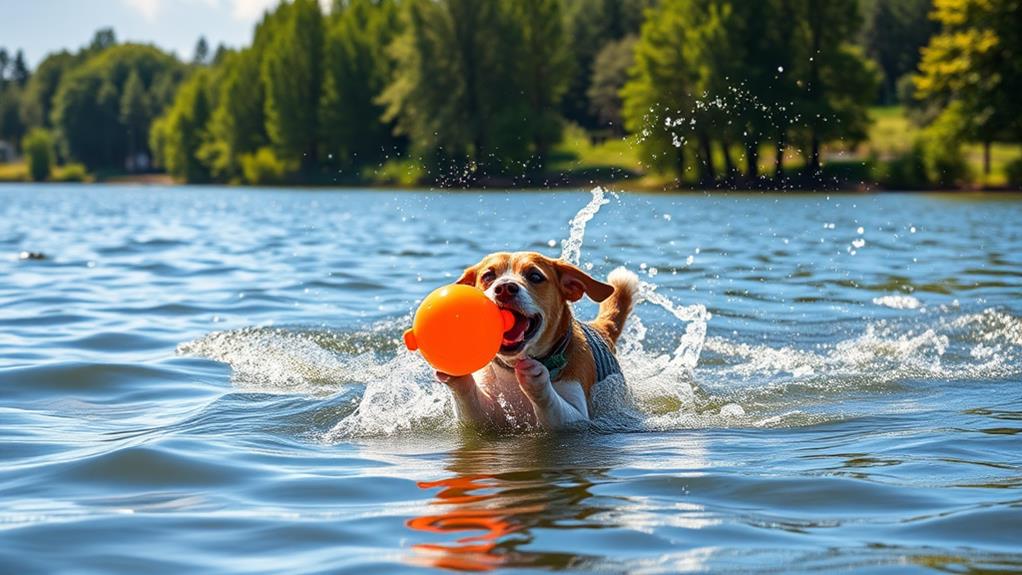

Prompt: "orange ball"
[404,285,516,376]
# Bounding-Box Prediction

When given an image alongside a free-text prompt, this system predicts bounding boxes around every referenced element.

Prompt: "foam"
[873,295,922,310]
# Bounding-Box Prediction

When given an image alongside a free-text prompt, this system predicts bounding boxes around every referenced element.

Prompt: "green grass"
[863,106,1021,187]
[0,160,93,183]
[866,106,917,157]
[0,161,28,182]
[547,125,644,182]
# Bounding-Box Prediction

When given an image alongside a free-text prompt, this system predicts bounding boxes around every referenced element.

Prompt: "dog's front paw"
[436,371,475,395]
[515,358,551,402]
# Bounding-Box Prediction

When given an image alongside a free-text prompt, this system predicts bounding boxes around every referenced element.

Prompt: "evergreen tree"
[199,49,268,179]
[193,36,210,66]
[89,28,118,53]
[120,70,150,167]
[0,84,27,149]
[511,0,572,165]
[150,69,213,181]
[0,49,9,86]
[261,0,325,173]
[380,0,528,176]
[320,0,402,169]
[12,50,30,86]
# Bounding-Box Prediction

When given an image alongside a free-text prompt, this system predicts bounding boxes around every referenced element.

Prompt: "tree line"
[1,0,1018,188]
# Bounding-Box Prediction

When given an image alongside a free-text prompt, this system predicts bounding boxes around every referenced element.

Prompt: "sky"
[0,0,309,67]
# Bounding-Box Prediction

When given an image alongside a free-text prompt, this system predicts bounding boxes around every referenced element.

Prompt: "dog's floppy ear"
[455,264,479,286]
[552,260,614,302]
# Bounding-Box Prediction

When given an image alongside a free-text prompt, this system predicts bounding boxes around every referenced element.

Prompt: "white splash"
[873,295,921,310]
[560,187,609,266]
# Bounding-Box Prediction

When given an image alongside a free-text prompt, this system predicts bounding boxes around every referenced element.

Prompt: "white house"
[0,140,16,163]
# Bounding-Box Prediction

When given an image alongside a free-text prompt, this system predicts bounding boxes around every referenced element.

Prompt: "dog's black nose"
[493,281,520,302]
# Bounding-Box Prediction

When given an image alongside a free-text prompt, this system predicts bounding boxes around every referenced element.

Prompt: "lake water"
[1,184,1020,573]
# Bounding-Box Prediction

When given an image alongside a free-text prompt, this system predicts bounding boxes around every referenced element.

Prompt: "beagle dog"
[436,252,638,431]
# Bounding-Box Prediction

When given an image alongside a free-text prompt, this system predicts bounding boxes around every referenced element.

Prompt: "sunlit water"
[1,184,1021,573]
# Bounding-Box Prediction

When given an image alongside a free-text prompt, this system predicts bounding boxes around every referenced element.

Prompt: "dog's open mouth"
[500,308,541,354]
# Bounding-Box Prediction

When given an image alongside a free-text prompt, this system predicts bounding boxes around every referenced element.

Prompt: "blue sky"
[0,0,298,66]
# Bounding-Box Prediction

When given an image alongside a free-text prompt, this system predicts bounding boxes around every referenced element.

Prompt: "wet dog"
[436,252,637,431]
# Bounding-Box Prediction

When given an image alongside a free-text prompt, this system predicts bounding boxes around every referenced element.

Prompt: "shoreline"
[2,177,1021,195]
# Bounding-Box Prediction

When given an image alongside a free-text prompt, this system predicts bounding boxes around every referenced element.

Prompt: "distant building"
[0,141,16,163]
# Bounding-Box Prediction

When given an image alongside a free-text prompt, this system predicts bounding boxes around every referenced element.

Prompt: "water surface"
[1,185,1021,573]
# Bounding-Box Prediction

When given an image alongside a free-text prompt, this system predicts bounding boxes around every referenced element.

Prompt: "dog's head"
[456,252,614,360]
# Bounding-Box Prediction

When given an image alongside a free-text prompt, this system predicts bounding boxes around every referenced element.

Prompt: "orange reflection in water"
[406,474,545,571]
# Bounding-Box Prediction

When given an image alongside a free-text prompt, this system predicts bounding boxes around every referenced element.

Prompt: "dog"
[435,252,638,431]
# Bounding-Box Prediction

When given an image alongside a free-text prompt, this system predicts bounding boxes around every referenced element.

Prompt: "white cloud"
[230,0,332,21]
[230,0,277,21]
[123,0,161,21]
[123,0,332,25]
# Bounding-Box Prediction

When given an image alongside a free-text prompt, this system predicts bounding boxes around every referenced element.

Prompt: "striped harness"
[577,321,621,383]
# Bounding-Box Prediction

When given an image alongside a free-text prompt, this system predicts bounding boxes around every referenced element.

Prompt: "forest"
[0,0,1019,190]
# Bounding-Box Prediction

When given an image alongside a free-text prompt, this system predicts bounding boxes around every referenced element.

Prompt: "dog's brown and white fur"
[436,252,638,431]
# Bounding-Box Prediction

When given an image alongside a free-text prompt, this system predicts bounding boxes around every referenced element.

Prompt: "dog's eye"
[526,270,545,284]
[480,270,497,285]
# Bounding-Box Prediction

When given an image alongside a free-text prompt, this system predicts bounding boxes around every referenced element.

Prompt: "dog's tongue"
[502,313,529,343]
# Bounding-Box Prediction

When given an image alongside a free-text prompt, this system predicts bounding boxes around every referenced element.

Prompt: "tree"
[120,70,150,168]
[89,28,118,53]
[199,48,267,180]
[19,51,76,130]
[797,0,880,175]
[320,0,402,169]
[0,49,31,149]
[622,0,877,185]
[860,0,936,104]
[380,0,529,176]
[914,0,1022,175]
[150,69,213,181]
[0,84,27,150]
[0,49,8,86]
[193,36,210,66]
[51,44,185,169]
[261,0,324,173]
[562,0,653,130]
[511,0,573,166]
[12,50,30,86]
[621,0,715,183]
[588,36,636,135]
[212,43,229,66]
[718,0,801,179]
[23,128,55,181]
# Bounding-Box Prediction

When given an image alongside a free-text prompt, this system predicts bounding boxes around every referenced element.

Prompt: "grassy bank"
[0,161,93,184]
[864,107,1022,188]
[3,107,1019,190]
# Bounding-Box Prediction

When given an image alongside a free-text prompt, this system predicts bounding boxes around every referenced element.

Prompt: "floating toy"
[404,285,515,376]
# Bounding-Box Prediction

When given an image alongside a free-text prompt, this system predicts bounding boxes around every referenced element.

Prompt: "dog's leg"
[436,372,494,428]
[514,359,589,430]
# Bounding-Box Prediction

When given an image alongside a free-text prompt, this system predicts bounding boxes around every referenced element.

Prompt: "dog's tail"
[591,267,639,346]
